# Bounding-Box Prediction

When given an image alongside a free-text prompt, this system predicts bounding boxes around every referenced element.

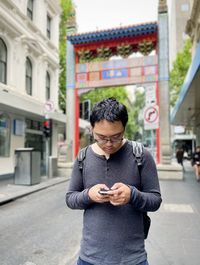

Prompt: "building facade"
[168,0,196,156]
[0,0,66,178]
[169,0,193,68]
[171,0,200,145]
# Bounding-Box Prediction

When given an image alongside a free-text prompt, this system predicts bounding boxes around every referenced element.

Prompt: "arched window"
[0,113,10,157]
[0,38,7,84]
[26,57,32,95]
[27,0,34,20]
[46,71,50,100]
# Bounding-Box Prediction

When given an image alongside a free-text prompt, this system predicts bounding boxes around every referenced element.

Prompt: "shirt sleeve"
[129,149,162,212]
[65,158,93,210]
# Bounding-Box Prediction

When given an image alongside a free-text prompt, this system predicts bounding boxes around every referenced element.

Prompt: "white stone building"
[0,0,65,178]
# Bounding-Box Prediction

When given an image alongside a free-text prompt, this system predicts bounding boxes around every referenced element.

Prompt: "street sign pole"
[45,113,49,177]
[43,101,54,177]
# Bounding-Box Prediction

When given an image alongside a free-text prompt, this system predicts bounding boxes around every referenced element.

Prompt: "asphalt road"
[0,182,82,265]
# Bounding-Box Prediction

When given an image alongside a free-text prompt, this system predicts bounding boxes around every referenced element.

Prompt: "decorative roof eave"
[73,33,157,52]
[74,34,157,52]
[67,22,158,46]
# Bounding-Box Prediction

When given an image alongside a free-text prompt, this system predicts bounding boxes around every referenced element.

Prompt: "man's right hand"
[88,184,111,203]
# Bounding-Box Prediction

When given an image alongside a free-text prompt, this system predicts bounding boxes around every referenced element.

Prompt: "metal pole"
[45,113,49,177]
[46,138,49,177]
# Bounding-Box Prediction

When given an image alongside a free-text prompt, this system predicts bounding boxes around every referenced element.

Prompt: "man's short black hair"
[90,97,128,128]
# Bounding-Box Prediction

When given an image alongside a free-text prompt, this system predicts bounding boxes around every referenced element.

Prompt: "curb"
[0,176,69,205]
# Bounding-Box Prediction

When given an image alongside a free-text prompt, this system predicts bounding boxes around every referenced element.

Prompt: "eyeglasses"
[93,132,124,145]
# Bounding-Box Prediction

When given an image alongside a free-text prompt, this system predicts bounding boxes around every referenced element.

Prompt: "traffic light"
[80,100,91,120]
[43,119,52,138]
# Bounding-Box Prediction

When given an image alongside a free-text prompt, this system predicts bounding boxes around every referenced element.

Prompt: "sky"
[73,0,171,33]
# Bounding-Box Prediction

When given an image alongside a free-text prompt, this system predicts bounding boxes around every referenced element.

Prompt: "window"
[0,113,10,157]
[0,38,7,84]
[27,0,34,20]
[46,71,50,100]
[26,57,32,95]
[26,119,42,131]
[47,14,51,39]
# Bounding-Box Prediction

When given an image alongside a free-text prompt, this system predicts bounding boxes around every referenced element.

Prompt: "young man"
[66,98,162,265]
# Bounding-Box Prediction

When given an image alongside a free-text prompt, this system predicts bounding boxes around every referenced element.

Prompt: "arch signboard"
[66,8,171,166]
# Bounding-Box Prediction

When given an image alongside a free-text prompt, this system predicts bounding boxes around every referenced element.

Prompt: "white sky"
[73,0,171,33]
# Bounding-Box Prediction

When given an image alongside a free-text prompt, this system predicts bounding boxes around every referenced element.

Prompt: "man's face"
[92,120,125,154]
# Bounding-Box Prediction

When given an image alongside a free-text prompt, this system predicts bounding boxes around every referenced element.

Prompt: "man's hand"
[108,182,131,206]
[88,184,111,203]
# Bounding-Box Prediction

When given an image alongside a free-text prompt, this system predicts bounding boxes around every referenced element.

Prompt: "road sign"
[144,105,159,130]
[44,101,54,113]
[145,84,156,106]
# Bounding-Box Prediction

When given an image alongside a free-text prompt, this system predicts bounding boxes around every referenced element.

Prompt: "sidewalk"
[0,174,70,205]
[147,160,200,265]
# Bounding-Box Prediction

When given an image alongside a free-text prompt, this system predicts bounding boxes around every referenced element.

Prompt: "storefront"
[0,104,65,179]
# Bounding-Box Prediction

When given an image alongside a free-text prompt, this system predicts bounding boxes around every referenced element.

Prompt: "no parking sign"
[144,105,159,130]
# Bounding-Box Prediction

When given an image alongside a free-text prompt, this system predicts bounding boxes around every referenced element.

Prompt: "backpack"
[77,140,151,239]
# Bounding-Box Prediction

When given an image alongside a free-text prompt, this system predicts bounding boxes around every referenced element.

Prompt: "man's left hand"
[108,182,131,206]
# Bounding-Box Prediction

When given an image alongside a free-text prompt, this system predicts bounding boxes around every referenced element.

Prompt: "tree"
[126,89,145,140]
[59,0,74,113]
[170,39,192,107]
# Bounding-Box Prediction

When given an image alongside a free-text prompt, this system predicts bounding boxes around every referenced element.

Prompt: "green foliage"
[126,89,145,140]
[170,39,192,107]
[59,0,73,113]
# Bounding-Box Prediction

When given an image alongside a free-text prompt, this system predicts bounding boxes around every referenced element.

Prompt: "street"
[1,162,200,265]
[0,182,82,265]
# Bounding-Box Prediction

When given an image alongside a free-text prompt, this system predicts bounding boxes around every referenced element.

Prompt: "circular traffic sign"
[44,101,54,113]
[144,106,159,123]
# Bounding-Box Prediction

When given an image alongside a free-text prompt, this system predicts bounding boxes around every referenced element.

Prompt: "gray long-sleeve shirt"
[66,141,162,265]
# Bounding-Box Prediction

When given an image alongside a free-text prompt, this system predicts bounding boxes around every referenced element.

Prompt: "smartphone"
[98,188,110,195]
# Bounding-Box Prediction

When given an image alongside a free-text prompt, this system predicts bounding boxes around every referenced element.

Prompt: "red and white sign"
[144,105,159,130]
[44,101,54,113]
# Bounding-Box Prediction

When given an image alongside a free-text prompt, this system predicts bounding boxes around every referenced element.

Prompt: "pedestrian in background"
[192,146,200,181]
[176,148,184,167]
[66,97,162,265]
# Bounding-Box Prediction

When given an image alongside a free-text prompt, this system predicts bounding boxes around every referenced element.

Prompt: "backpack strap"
[131,141,144,167]
[77,146,89,171]
[131,141,150,239]
[78,142,143,170]
[131,141,144,188]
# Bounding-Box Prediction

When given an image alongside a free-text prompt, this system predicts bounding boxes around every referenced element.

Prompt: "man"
[66,97,162,265]
[192,146,200,181]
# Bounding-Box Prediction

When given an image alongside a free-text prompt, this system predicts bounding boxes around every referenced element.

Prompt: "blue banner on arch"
[102,69,128,79]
